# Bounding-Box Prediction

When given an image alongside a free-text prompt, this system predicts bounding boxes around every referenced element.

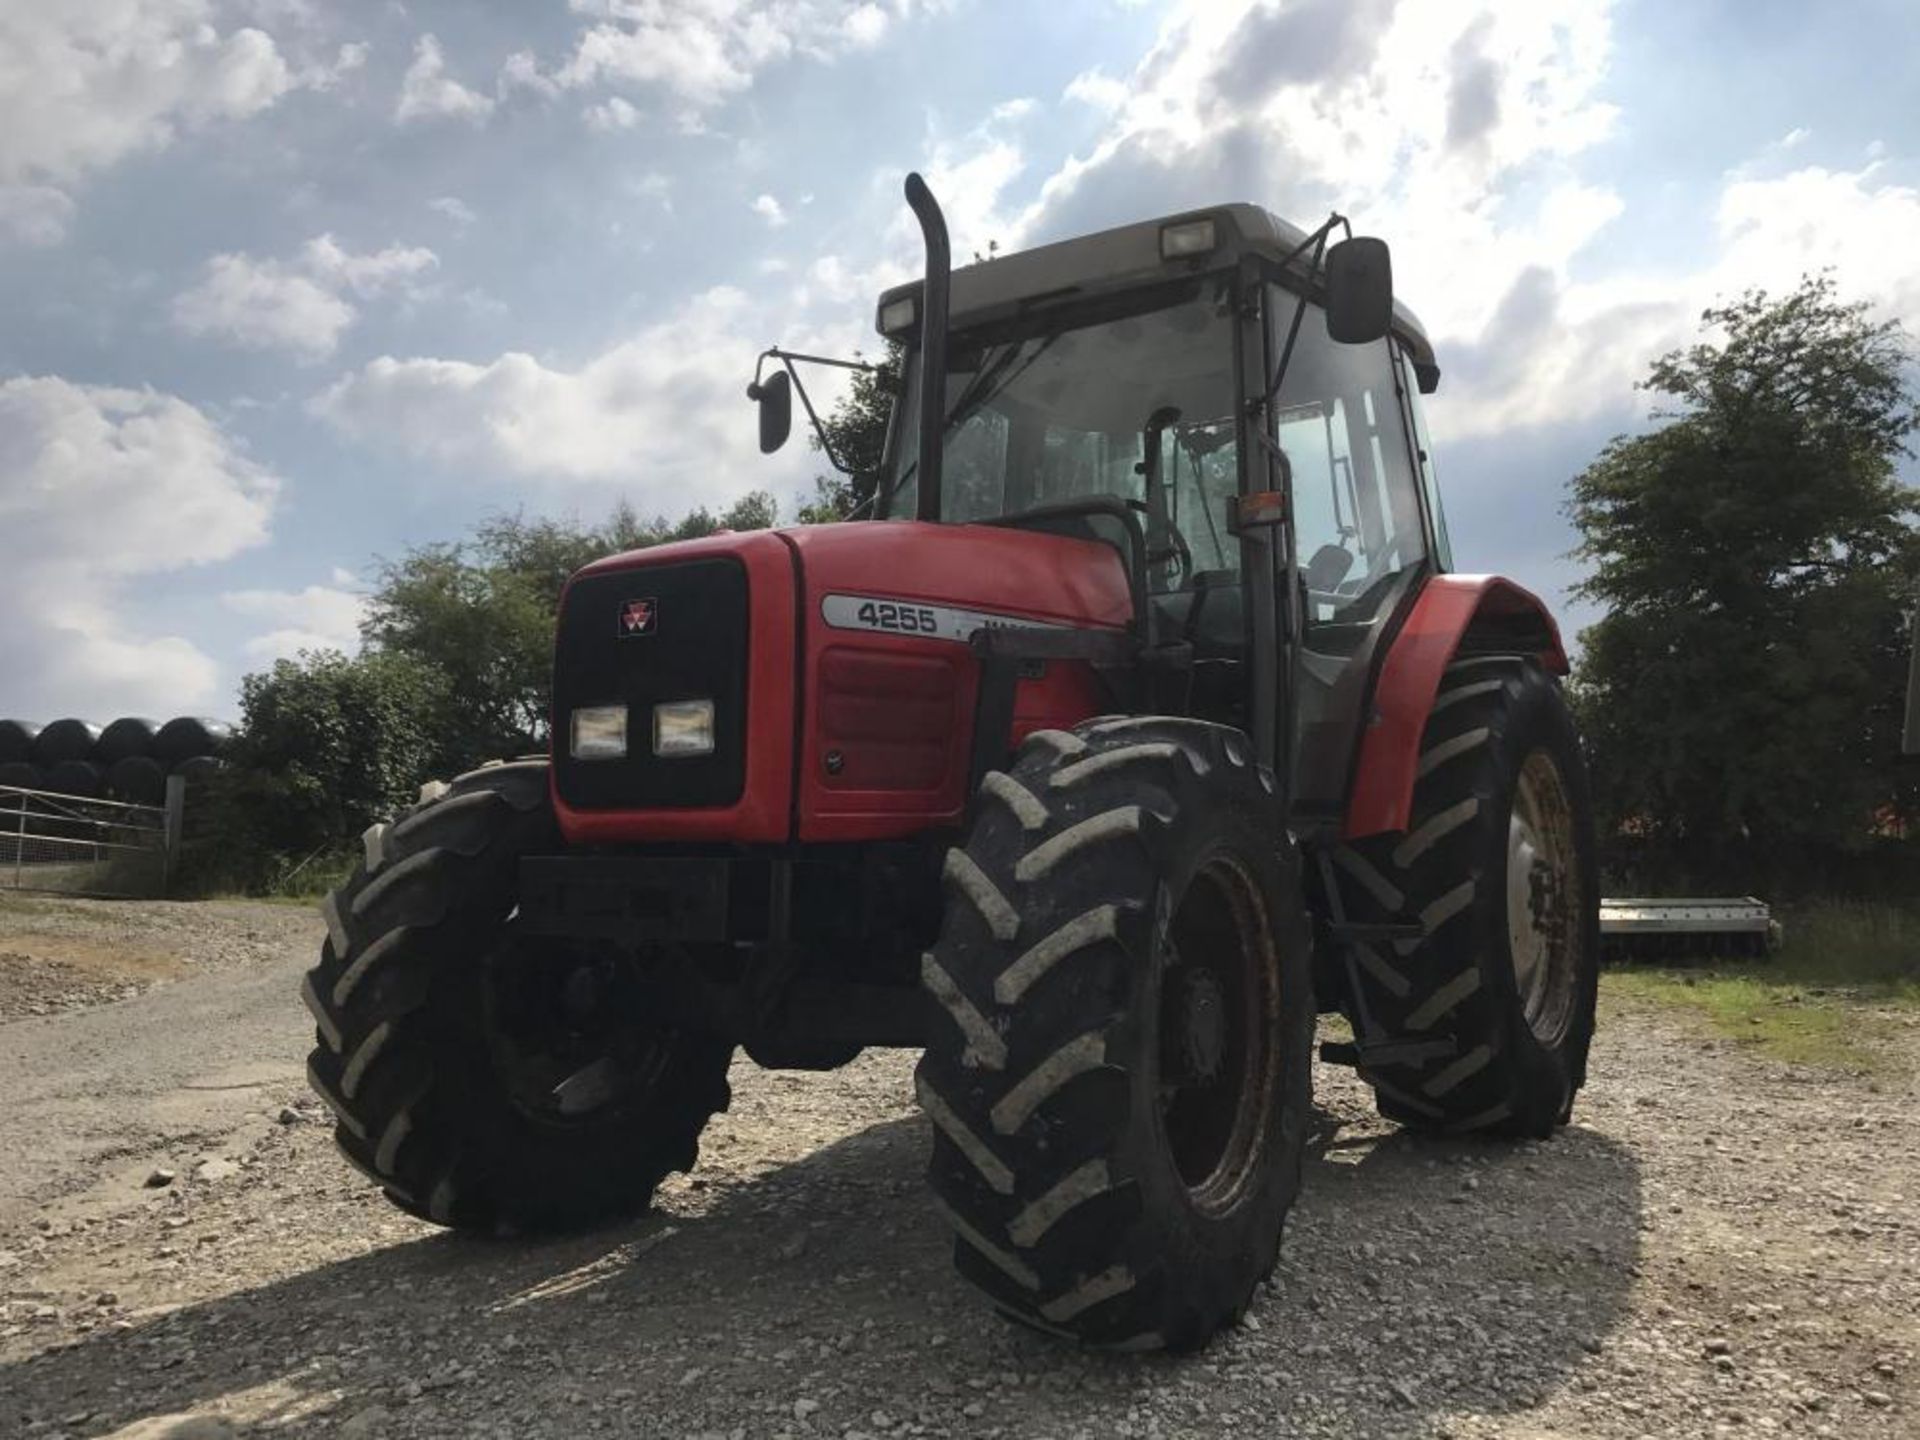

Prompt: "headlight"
[653,699,715,758]
[570,705,628,760]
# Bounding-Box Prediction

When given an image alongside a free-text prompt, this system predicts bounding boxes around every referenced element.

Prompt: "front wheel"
[302,761,733,1232]
[1329,657,1600,1137]
[917,718,1314,1351]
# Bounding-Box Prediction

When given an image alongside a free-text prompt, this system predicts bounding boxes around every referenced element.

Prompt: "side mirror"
[748,369,792,454]
[1324,236,1393,345]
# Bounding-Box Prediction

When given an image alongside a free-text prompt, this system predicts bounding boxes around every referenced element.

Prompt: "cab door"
[1268,292,1432,833]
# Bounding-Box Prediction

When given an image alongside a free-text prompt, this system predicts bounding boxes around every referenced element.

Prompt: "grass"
[1603,899,1919,1071]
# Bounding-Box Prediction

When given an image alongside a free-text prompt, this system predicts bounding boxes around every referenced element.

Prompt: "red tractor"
[306,175,1598,1351]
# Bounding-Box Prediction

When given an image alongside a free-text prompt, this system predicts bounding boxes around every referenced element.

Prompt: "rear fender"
[1343,574,1568,840]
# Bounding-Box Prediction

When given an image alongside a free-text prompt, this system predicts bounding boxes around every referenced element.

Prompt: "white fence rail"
[0,778,182,898]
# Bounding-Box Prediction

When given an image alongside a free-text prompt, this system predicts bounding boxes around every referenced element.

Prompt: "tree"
[1567,275,1920,891]
[798,342,902,522]
[361,493,780,766]
[182,650,451,891]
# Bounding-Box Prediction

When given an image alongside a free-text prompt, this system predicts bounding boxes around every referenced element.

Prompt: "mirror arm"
[751,346,881,477]
[1269,212,1346,279]
[756,347,880,378]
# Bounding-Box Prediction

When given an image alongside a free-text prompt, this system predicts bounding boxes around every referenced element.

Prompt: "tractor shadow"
[1,1081,1641,1437]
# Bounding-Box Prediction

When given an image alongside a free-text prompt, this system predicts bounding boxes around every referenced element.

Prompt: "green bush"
[177,651,449,895]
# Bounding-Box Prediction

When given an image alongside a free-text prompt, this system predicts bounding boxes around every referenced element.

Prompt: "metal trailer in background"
[1599,896,1779,961]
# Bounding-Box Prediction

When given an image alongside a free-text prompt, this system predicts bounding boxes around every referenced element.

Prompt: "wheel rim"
[1507,750,1581,1048]
[483,929,673,1127]
[1155,856,1278,1216]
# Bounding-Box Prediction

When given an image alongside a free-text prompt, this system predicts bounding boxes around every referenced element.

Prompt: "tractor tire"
[917,718,1313,1352]
[303,760,733,1233]
[1328,656,1599,1138]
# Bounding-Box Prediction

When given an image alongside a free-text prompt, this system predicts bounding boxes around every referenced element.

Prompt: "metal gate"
[0,778,181,898]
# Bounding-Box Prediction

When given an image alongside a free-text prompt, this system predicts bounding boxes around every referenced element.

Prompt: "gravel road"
[0,894,1913,1440]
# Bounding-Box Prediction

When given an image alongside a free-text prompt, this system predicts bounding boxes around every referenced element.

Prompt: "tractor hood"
[552,520,1131,847]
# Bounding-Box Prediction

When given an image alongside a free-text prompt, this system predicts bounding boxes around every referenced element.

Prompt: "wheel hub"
[1506,750,1581,1048]
[560,962,604,1025]
[1155,858,1279,1216]
[1177,967,1228,1083]
[484,939,669,1126]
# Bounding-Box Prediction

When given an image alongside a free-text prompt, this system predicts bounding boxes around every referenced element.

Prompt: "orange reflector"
[1231,491,1288,530]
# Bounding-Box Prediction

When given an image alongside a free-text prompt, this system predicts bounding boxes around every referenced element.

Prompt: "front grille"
[552,557,749,810]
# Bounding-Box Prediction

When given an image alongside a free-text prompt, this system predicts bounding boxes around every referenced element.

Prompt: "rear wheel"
[917,718,1313,1351]
[303,761,732,1231]
[1329,657,1599,1137]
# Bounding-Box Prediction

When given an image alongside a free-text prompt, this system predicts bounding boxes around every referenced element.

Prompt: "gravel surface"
[0,896,1914,1439]
[0,896,317,1234]
[0,895,309,1019]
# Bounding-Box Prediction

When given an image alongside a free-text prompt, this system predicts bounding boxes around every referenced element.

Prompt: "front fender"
[1343,574,1568,840]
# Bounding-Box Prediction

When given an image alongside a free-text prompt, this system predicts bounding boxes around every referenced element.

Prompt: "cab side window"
[1397,343,1454,571]
[1273,319,1426,650]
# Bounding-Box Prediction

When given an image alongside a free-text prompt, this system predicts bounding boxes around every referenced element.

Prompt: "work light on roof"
[1159,218,1217,260]
[879,295,917,335]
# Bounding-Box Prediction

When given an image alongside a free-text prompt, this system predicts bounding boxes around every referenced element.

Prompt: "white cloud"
[0,2,303,244]
[630,172,673,207]
[0,377,278,718]
[0,184,75,247]
[223,582,367,661]
[844,4,890,47]
[172,255,355,361]
[752,193,788,227]
[312,285,791,495]
[428,195,477,226]
[172,235,438,361]
[303,39,370,91]
[1439,160,1920,440]
[300,234,438,295]
[395,34,494,124]
[1063,67,1128,112]
[498,49,561,100]
[534,0,931,122]
[584,95,642,132]
[1714,164,1920,327]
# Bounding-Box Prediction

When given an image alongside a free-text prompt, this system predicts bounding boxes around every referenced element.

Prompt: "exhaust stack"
[903,172,950,523]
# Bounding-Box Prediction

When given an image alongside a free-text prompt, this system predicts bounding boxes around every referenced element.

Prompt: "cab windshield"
[880,276,1241,580]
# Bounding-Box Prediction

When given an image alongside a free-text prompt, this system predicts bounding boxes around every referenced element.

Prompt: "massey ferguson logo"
[619,597,658,637]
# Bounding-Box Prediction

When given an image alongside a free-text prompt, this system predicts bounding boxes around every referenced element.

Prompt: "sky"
[4,0,1919,723]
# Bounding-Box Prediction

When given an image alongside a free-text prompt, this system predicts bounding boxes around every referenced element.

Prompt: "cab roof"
[875,202,1439,389]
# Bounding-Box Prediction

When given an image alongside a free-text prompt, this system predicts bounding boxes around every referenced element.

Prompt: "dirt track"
[0,895,1914,1439]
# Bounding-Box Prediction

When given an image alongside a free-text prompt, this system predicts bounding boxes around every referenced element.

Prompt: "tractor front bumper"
[513,849,939,1060]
